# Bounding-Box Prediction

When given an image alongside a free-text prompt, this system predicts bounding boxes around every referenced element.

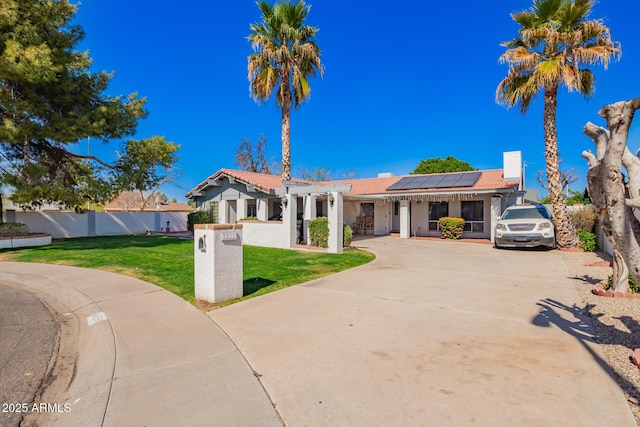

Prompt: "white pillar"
[219,200,229,224]
[399,200,410,239]
[194,224,243,303]
[237,198,247,220]
[490,197,502,243]
[257,198,268,221]
[303,195,317,245]
[282,194,297,247]
[328,191,344,253]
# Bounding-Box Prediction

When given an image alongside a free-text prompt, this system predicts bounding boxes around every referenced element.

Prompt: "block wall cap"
[194,224,243,230]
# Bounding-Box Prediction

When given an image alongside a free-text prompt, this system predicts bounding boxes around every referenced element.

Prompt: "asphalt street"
[0,281,58,427]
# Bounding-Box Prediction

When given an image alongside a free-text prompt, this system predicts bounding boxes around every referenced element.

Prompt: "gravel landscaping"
[562,249,640,425]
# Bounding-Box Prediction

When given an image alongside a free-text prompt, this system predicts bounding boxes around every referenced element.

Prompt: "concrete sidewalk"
[210,236,637,426]
[0,263,280,427]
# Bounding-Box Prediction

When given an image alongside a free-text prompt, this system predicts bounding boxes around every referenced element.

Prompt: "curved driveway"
[210,236,636,426]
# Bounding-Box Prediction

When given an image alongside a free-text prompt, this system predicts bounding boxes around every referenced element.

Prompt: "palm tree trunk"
[280,73,292,181]
[543,85,578,247]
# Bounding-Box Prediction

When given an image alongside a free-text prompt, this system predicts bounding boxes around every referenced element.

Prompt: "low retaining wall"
[239,220,288,249]
[0,233,52,249]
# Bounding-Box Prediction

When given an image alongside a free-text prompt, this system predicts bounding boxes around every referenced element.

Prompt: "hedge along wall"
[309,217,353,248]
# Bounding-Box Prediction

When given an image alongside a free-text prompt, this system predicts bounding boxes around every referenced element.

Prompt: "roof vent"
[378,172,394,178]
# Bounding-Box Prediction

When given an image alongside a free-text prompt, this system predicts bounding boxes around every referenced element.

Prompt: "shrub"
[0,222,30,237]
[439,217,465,240]
[240,216,258,221]
[187,211,213,231]
[309,217,329,248]
[308,217,352,248]
[567,208,596,233]
[605,274,639,294]
[577,230,596,252]
[343,224,353,247]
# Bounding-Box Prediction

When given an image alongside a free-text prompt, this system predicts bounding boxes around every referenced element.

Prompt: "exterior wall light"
[328,193,335,207]
[281,197,288,208]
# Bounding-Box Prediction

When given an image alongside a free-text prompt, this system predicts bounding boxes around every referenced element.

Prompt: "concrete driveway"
[210,236,636,426]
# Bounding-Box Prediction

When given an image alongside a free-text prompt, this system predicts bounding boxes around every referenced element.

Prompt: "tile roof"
[186,169,313,197]
[187,169,519,198]
[324,169,519,196]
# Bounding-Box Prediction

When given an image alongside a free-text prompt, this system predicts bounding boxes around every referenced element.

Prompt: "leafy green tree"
[567,188,590,206]
[248,0,323,180]
[496,0,619,247]
[0,0,174,210]
[411,156,474,174]
[540,189,591,206]
[117,136,180,211]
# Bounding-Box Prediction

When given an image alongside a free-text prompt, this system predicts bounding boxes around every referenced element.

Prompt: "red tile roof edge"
[186,168,520,197]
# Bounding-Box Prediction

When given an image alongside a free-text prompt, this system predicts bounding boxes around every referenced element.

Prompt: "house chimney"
[503,151,522,183]
[378,172,394,178]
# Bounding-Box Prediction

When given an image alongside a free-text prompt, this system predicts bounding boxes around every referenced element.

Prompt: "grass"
[0,235,375,305]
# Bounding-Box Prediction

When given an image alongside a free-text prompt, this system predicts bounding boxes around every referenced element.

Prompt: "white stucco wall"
[96,212,157,235]
[410,201,429,237]
[374,203,390,235]
[11,211,188,238]
[240,221,288,248]
[14,211,89,238]
[343,201,360,231]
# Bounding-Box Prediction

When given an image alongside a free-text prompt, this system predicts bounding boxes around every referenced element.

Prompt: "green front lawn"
[0,236,374,305]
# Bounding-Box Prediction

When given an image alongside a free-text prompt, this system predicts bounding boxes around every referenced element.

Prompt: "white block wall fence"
[5,210,188,239]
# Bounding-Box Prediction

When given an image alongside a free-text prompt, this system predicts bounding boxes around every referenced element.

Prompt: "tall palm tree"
[248,0,323,181]
[496,0,620,247]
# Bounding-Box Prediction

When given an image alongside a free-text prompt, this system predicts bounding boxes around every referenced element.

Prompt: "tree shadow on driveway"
[533,298,640,401]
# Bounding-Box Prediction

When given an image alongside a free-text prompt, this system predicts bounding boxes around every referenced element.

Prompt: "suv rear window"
[502,206,550,220]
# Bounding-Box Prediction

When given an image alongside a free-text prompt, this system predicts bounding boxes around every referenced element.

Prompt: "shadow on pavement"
[533,298,640,401]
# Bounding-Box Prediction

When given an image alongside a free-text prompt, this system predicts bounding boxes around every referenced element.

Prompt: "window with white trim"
[428,202,448,231]
[461,200,484,232]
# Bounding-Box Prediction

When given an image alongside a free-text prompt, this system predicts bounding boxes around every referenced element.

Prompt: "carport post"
[283,194,297,247]
[399,200,410,239]
[490,197,501,244]
[219,200,230,224]
[303,195,316,245]
[328,191,343,253]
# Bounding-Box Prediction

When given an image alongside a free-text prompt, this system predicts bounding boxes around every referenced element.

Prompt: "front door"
[391,201,400,232]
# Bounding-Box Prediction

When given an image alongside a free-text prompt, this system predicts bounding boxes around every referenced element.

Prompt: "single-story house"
[186,152,523,252]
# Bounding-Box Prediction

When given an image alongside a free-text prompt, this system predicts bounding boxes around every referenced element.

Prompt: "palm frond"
[533,0,563,23]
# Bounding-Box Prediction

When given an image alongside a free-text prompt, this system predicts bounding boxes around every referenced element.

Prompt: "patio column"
[237,198,247,220]
[303,195,316,245]
[328,191,344,253]
[219,200,229,224]
[399,200,410,239]
[283,194,297,247]
[256,198,268,221]
[490,197,502,244]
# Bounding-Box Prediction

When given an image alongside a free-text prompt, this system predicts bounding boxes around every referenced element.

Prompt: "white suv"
[494,204,556,249]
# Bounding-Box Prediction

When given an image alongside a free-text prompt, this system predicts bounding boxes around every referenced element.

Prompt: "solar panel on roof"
[386,171,481,191]
[456,172,481,187]
[437,174,463,187]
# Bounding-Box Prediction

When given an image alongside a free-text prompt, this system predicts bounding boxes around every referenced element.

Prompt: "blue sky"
[72,0,640,202]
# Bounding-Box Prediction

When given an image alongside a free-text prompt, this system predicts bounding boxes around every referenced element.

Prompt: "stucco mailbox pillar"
[194,224,243,303]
